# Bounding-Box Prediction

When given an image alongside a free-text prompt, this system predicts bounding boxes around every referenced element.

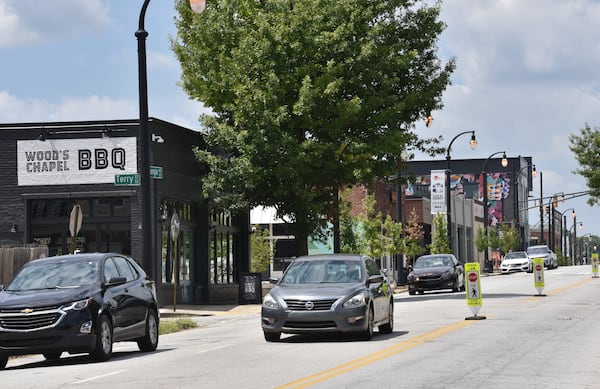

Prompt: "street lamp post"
[482,151,509,272]
[513,164,536,249]
[569,221,583,266]
[548,192,564,253]
[445,131,477,253]
[136,0,205,278]
[560,208,575,261]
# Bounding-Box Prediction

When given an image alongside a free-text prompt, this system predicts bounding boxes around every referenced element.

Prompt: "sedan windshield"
[7,260,100,291]
[414,256,453,268]
[281,260,362,284]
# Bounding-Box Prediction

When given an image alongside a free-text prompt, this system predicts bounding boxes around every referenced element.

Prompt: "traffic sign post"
[592,253,599,278]
[150,165,163,179]
[465,262,486,320]
[114,173,141,186]
[532,257,546,296]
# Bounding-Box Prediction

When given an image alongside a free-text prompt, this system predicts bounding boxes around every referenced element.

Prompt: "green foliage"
[499,225,520,253]
[569,124,600,205]
[429,213,450,254]
[358,194,404,259]
[339,190,363,254]
[404,208,425,265]
[475,226,487,254]
[173,0,455,256]
[250,225,276,273]
[159,318,197,335]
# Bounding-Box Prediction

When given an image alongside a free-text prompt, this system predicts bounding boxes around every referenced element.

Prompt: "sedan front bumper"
[261,305,370,335]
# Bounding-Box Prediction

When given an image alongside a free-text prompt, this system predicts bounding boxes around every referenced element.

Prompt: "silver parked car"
[261,254,394,342]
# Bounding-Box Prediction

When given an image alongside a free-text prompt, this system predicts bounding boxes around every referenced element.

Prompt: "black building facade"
[0,118,249,305]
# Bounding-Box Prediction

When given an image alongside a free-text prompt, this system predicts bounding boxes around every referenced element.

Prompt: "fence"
[0,244,49,285]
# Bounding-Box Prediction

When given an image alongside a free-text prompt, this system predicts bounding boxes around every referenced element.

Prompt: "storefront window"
[30,197,130,256]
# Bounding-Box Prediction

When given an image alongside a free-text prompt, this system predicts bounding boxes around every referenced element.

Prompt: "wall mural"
[406,173,511,226]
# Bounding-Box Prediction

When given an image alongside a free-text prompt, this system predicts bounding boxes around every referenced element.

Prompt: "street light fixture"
[482,151,509,272]
[136,0,205,278]
[445,131,477,252]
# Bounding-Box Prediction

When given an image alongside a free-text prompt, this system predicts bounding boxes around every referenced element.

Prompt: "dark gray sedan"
[407,254,465,295]
[261,254,394,342]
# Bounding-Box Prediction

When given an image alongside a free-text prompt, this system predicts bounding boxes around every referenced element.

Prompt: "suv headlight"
[61,298,92,311]
[262,294,279,310]
[343,292,366,308]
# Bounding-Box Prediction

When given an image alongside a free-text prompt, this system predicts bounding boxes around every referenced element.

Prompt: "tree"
[404,208,425,266]
[569,124,600,205]
[429,212,450,254]
[475,226,487,260]
[499,225,520,253]
[173,0,455,256]
[358,193,403,260]
[339,189,363,254]
[250,225,276,273]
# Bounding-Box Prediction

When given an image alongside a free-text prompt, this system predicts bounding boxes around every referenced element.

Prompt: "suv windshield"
[527,247,548,255]
[7,260,100,291]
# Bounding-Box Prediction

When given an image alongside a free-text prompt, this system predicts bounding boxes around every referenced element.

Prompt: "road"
[3,266,600,388]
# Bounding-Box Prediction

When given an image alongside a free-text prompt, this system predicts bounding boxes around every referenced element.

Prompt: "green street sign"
[150,166,163,179]
[114,173,140,186]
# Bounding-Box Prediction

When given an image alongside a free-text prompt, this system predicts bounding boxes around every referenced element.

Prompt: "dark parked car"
[261,254,394,342]
[0,253,159,370]
[407,254,465,295]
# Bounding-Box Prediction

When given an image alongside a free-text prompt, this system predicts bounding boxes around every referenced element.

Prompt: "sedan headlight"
[262,294,279,310]
[343,292,367,308]
[60,298,92,311]
[441,271,453,280]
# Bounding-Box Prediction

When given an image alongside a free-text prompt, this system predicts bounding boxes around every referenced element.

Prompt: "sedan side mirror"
[368,274,384,284]
[104,277,127,288]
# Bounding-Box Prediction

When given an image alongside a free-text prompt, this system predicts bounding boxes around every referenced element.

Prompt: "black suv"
[0,253,159,369]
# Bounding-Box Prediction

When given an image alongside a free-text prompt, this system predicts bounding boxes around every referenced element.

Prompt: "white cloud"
[0,91,135,123]
[0,0,111,48]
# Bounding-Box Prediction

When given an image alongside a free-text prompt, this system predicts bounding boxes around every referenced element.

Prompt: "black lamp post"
[569,221,583,265]
[482,151,508,272]
[445,131,477,252]
[136,0,205,277]
[561,208,575,260]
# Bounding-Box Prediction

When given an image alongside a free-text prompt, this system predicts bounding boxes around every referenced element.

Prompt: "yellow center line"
[275,319,480,389]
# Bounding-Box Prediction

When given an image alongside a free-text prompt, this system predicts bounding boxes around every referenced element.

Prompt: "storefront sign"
[17,137,137,186]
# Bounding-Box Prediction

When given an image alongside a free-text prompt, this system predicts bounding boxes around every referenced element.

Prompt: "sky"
[0,0,598,240]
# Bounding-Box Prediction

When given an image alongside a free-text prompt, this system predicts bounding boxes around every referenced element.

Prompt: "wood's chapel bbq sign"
[17,137,138,186]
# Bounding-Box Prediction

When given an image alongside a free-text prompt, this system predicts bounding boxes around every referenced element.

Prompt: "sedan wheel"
[92,314,113,362]
[452,276,460,293]
[43,352,62,360]
[361,306,374,340]
[264,331,281,342]
[378,300,394,334]
[137,309,159,352]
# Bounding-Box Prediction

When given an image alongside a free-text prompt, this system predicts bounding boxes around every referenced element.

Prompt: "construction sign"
[465,262,482,317]
[533,257,545,295]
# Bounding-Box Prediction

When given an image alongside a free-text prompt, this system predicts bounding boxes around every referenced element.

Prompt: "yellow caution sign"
[592,253,599,278]
[464,262,485,319]
[532,257,545,296]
